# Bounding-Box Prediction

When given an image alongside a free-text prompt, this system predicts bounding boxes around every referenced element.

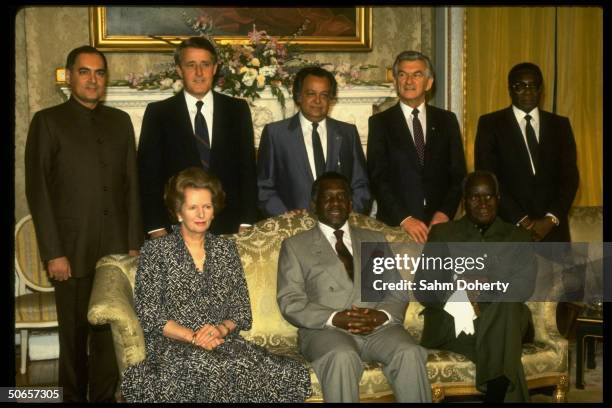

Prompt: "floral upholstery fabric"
[88,211,578,400]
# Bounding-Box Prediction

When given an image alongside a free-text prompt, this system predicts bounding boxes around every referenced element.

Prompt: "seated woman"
[121,167,312,402]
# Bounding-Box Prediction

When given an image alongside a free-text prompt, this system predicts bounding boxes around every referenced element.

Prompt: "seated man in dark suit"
[277,172,431,402]
[257,66,370,217]
[415,171,536,402]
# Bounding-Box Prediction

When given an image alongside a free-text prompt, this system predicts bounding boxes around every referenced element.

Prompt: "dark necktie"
[524,114,539,174]
[194,101,211,170]
[412,108,425,166]
[312,122,326,177]
[334,229,354,281]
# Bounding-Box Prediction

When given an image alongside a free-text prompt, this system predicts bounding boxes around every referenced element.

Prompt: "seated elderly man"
[276,171,431,403]
[415,171,536,402]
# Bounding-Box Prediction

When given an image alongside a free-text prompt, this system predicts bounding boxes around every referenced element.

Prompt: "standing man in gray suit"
[277,172,431,402]
[257,66,370,217]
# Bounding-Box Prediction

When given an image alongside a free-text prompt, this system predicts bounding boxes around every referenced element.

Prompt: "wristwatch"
[547,214,560,226]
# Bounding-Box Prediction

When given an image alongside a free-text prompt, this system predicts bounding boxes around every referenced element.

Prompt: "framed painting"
[89,6,372,51]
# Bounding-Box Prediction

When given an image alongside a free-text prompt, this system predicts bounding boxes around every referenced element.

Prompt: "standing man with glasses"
[474,62,579,242]
[138,37,257,236]
[367,51,466,243]
[257,66,370,217]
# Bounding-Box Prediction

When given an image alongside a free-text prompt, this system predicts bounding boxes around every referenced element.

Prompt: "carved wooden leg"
[431,385,445,403]
[552,375,569,403]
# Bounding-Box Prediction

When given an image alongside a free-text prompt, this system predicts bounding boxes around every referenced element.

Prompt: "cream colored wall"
[14,6,434,220]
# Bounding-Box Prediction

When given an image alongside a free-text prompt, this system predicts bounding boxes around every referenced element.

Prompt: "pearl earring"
[178,217,183,223]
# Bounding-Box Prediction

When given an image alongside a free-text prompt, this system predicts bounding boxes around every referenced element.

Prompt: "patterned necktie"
[334,229,354,281]
[524,114,539,174]
[312,122,326,177]
[194,101,211,170]
[412,108,425,166]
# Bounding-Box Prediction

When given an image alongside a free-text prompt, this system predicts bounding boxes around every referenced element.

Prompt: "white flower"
[260,65,277,78]
[172,80,184,93]
[250,58,261,67]
[159,78,174,89]
[256,74,266,88]
[242,69,258,87]
[334,73,347,88]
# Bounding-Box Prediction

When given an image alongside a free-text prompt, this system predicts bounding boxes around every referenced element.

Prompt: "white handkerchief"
[443,290,476,337]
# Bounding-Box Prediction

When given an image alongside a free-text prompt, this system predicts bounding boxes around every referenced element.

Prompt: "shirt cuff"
[379,309,392,325]
[399,215,413,227]
[325,311,339,328]
[239,223,252,228]
[147,228,166,235]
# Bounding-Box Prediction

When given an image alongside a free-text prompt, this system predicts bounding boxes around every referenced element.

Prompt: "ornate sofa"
[88,211,571,402]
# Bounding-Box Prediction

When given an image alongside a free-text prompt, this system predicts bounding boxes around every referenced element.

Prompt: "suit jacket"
[138,91,258,235]
[474,106,579,242]
[25,97,143,277]
[367,103,466,226]
[257,114,371,216]
[415,216,535,348]
[277,225,407,337]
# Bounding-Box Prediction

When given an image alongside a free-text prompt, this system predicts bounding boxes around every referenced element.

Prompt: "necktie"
[312,122,326,177]
[524,114,539,174]
[412,108,425,166]
[334,229,354,281]
[194,101,211,170]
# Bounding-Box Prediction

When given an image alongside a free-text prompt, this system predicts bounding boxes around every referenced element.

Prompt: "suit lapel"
[310,226,354,292]
[326,119,342,171]
[211,92,229,166]
[503,107,535,177]
[289,114,316,183]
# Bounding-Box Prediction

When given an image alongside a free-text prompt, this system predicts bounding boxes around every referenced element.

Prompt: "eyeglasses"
[466,194,496,203]
[511,82,541,94]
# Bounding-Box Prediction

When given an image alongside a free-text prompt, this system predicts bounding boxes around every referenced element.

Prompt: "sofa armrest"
[528,301,568,366]
[88,255,145,376]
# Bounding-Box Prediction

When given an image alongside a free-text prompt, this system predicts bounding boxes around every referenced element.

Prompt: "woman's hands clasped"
[192,324,225,350]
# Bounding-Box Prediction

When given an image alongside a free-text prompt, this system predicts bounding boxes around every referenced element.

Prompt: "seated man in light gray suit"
[257,66,371,217]
[277,172,431,402]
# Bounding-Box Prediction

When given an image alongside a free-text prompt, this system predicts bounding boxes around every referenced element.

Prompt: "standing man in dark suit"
[367,51,466,243]
[474,62,579,242]
[415,171,536,402]
[257,66,370,217]
[25,45,143,402]
[138,37,257,236]
[277,172,431,402]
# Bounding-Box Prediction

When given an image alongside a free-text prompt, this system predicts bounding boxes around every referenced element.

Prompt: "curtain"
[556,7,602,206]
[464,7,602,206]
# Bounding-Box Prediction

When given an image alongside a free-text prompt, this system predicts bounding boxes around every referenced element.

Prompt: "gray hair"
[392,50,434,79]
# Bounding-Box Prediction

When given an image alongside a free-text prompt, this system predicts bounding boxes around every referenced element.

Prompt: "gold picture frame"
[89,6,372,52]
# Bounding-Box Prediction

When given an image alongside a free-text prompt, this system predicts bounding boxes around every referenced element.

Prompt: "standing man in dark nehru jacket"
[138,36,257,236]
[367,51,466,243]
[25,45,143,402]
[257,66,370,216]
[475,62,579,243]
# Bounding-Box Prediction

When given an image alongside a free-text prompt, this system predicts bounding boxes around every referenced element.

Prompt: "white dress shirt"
[399,100,428,145]
[318,221,392,327]
[512,105,540,175]
[299,112,328,179]
[184,90,215,146]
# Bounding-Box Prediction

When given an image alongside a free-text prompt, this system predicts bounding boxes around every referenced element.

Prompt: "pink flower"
[247,25,268,44]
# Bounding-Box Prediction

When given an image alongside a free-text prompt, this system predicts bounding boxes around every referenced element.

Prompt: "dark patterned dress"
[121,227,312,402]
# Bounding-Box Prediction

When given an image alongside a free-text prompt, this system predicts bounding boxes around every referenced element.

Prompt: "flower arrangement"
[117,15,385,108]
